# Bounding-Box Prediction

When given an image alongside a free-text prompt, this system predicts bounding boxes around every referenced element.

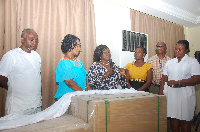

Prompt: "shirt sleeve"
[56,60,75,82]
[191,58,200,76]
[0,53,15,77]
[147,56,154,65]
[146,63,153,70]
[162,60,170,76]
[36,52,41,73]
[125,63,131,69]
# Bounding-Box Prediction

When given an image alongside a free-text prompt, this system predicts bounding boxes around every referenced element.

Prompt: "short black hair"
[93,44,109,62]
[21,28,36,38]
[135,45,147,55]
[61,34,80,53]
[177,40,190,52]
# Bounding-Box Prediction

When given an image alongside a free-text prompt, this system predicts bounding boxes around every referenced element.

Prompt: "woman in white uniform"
[159,40,200,132]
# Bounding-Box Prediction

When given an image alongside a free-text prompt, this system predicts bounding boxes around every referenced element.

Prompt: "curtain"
[130,9,185,58]
[0,0,7,117]
[0,0,96,117]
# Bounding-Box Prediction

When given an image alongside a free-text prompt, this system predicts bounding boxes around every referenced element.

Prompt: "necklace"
[72,57,77,61]
[73,59,82,67]
[64,57,77,61]
[100,60,109,65]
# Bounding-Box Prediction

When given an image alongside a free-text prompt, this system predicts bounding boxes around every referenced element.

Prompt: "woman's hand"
[104,67,115,77]
[167,80,178,87]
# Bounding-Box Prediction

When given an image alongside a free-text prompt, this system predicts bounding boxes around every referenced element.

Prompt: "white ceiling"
[111,0,200,27]
[150,0,200,27]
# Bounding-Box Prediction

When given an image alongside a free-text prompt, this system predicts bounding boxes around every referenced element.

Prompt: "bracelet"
[85,86,88,91]
[121,74,125,78]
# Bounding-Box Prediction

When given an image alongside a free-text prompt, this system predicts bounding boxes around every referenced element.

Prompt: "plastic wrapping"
[69,90,167,132]
[0,89,167,131]
[0,88,143,130]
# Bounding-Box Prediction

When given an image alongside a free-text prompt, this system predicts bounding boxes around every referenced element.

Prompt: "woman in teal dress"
[55,34,87,100]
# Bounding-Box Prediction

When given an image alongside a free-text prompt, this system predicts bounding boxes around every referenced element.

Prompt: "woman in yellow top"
[125,46,153,92]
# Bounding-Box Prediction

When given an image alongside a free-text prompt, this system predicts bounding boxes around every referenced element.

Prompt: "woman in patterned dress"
[88,45,129,90]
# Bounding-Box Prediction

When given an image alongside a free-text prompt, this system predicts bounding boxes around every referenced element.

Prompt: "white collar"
[175,54,188,62]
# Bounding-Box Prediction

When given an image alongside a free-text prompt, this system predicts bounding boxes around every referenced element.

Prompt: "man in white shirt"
[0,28,42,115]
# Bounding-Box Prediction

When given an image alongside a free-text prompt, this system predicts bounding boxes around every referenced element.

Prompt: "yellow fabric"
[125,62,153,81]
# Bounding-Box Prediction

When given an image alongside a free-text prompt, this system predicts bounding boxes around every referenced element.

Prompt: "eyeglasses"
[103,52,111,54]
[156,46,165,48]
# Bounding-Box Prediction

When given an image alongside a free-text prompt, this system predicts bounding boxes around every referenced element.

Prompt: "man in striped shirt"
[147,42,171,94]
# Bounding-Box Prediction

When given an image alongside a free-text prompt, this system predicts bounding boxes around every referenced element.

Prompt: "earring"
[100,57,101,61]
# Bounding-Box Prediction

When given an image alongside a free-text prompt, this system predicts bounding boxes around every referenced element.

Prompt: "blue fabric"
[54,59,87,100]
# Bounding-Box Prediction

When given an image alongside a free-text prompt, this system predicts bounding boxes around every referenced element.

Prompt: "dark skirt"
[129,80,149,92]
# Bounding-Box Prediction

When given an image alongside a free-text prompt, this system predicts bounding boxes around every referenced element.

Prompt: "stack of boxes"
[69,93,167,132]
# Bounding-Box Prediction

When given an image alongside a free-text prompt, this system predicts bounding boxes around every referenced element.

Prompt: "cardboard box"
[69,93,167,132]
[1,114,92,132]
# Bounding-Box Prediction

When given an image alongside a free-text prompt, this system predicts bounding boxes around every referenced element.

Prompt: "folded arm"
[65,79,83,91]
[167,75,200,87]
[138,68,153,91]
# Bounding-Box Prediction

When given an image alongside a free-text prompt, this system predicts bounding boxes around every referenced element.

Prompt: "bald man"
[147,42,171,94]
[0,28,42,115]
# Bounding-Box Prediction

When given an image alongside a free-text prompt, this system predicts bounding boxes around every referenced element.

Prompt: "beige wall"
[184,26,200,58]
[184,26,200,114]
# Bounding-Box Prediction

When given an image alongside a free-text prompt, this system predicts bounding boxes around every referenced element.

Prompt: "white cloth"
[0,89,145,130]
[162,54,200,121]
[0,48,42,115]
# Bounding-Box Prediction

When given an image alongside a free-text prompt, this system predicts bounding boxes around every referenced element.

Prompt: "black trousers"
[129,80,149,92]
